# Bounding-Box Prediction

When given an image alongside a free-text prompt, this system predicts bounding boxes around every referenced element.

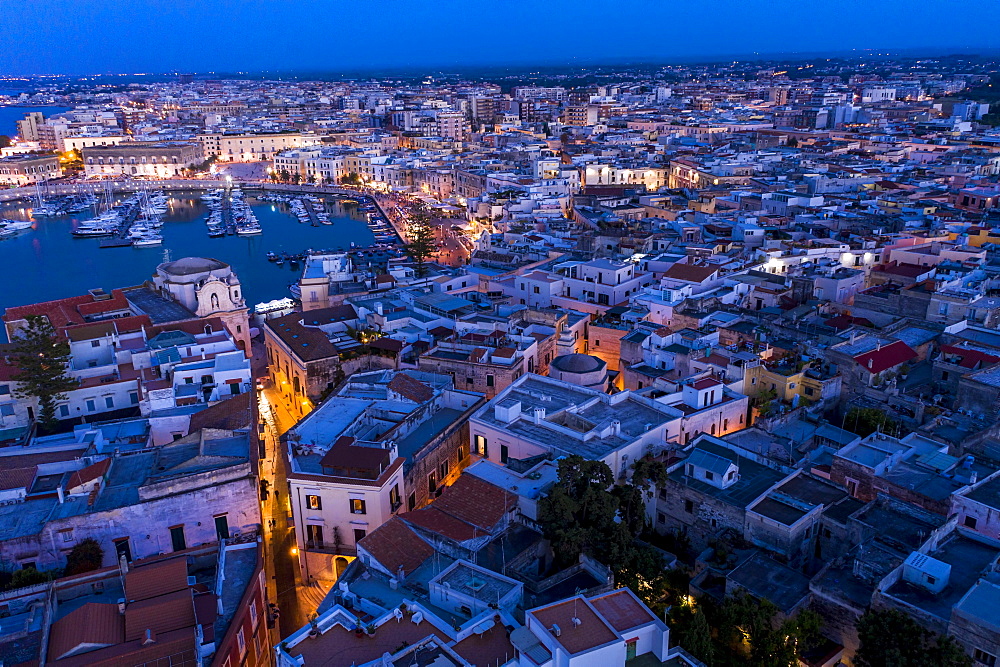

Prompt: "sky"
[1,0,999,76]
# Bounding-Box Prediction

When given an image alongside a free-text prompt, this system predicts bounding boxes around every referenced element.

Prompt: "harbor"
[0,187,399,337]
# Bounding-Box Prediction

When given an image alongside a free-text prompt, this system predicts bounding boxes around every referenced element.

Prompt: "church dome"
[158,257,229,276]
[551,353,605,374]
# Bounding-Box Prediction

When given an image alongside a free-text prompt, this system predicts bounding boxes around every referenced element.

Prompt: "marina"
[0,188,400,338]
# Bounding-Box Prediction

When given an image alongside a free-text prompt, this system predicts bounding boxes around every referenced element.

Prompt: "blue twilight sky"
[1,0,998,76]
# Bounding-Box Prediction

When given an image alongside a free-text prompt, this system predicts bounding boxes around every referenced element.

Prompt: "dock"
[301,198,321,226]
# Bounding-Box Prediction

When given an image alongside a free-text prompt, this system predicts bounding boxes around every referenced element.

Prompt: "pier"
[301,198,321,226]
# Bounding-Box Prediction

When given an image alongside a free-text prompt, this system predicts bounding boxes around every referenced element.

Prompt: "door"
[114,538,132,563]
[214,515,230,540]
[170,525,186,552]
[353,528,366,545]
[626,639,637,661]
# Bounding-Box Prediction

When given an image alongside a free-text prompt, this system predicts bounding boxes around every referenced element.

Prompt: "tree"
[845,406,896,438]
[279,169,291,182]
[537,455,669,608]
[10,315,80,429]
[404,204,439,278]
[0,135,11,149]
[786,136,799,148]
[856,609,971,667]
[64,538,104,576]
[680,608,714,665]
[341,172,362,185]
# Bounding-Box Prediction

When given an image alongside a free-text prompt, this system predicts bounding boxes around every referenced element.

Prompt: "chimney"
[868,359,873,369]
[117,598,126,614]
[56,486,64,504]
[550,624,561,637]
[533,407,546,424]
[876,341,882,351]
[142,629,156,646]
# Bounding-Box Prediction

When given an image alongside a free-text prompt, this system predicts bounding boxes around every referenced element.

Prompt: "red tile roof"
[663,263,718,283]
[4,290,132,329]
[0,466,36,491]
[940,345,1000,370]
[123,589,196,641]
[48,602,124,660]
[66,458,110,492]
[824,315,873,331]
[358,517,434,577]
[125,557,189,602]
[853,340,917,374]
[387,372,434,403]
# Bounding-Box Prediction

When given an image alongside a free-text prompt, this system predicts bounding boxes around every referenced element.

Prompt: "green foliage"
[10,567,51,590]
[631,455,668,498]
[0,135,11,149]
[10,315,81,429]
[845,407,896,438]
[786,137,799,148]
[680,607,714,664]
[341,172,362,185]
[404,204,439,277]
[855,609,971,667]
[537,456,669,608]
[64,538,104,576]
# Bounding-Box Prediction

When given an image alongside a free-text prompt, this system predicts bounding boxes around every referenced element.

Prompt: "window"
[974,648,997,667]
[353,528,367,544]
[105,396,114,409]
[91,340,101,348]
[390,485,401,511]
[86,399,96,412]
[350,498,367,514]
[659,488,667,500]
[408,493,416,511]
[0,385,8,395]
[306,524,324,547]
[306,495,322,510]
[475,435,488,457]
[500,444,509,464]
[0,404,13,417]
[705,471,714,481]
[214,514,230,540]
[486,374,495,388]
[684,499,694,513]
[61,529,74,542]
[129,391,139,405]
[965,515,979,530]
[428,471,437,494]
[237,628,246,657]
[657,511,665,524]
[249,600,259,628]
[169,525,186,552]
[804,386,815,397]
[439,460,449,480]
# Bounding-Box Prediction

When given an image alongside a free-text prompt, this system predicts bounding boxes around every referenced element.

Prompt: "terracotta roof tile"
[387,372,434,403]
[124,589,196,641]
[853,340,917,374]
[66,458,110,492]
[48,602,124,660]
[125,558,189,602]
[358,517,434,577]
[663,263,718,283]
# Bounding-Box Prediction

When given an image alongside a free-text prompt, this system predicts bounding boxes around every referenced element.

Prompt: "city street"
[254,338,328,639]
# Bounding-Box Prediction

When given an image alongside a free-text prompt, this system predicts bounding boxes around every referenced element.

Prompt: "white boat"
[0,220,33,233]
[133,234,163,246]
